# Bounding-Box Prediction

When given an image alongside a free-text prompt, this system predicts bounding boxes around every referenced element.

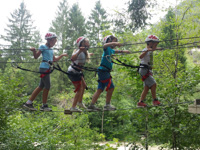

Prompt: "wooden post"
[145,107,149,150]
[101,108,105,133]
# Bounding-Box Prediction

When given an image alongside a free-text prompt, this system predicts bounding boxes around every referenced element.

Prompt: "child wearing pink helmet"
[87,35,130,111]
[67,37,92,112]
[23,32,68,111]
[137,35,162,107]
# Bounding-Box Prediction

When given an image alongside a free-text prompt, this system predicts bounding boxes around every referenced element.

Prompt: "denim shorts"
[97,71,114,90]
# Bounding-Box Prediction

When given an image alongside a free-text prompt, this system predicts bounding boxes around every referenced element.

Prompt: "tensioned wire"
[0,41,199,64]
[0,36,199,51]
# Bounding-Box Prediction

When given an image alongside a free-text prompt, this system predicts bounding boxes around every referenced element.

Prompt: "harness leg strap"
[72,80,82,93]
[40,69,51,78]
[141,71,152,81]
[99,76,112,91]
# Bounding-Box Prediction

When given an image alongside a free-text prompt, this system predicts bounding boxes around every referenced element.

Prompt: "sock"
[26,100,32,104]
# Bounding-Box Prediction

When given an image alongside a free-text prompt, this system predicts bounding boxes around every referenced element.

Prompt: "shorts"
[39,68,51,89]
[97,71,114,90]
[139,68,156,88]
[67,71,82,82]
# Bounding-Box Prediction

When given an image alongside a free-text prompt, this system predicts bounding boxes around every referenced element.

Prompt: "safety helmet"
[103,35,111,44]
[145,35,160,43]
[45,32,57,40]
[103,35,117,44]
[76,36,85,47]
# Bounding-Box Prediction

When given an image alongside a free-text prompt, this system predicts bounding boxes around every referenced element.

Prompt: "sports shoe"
[23,103,37,111]
[104,104,116,111]
[40,104,52,111]
[77,102,87,109]
[70,107,82,112]
[153,100,161,106]
[137,101,147,107]
[87,105,101,111]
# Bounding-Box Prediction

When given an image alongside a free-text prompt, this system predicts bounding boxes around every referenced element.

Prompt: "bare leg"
[29,87,43,101]
[78,80,86,103]
[72,83,82,108]
[106,88,114,104]
[42,88,49,104]
[150,83,157,99]
[139,86,149,102]
[91,89,103,104]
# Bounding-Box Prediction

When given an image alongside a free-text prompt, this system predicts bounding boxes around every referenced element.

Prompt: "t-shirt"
[68,49,87,73]
[39,45,54,69]
[140,48,153,66]
[98,46,115,71]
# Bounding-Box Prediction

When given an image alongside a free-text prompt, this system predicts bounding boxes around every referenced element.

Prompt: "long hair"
[73,38,90,62]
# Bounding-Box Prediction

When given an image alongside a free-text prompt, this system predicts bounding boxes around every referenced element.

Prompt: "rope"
[11,62,54,74]
[1,41,199,64]
[1,36,199,51]
[111,56,141,69]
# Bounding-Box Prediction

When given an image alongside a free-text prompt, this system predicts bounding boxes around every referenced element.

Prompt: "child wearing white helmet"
[137,35,162,107]
[87,35,130,111]
[67,36,92,112]
[23,32,68,111]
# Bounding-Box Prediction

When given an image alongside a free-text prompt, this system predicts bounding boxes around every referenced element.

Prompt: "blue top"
[39,45,54,69]
[98,46,115,71]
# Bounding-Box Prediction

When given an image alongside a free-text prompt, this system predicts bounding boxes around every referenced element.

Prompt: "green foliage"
[127,0,157,32]
[86,0,110,47]
[1,2,41,63]
[0,112,104,150]
[1,0,200,149]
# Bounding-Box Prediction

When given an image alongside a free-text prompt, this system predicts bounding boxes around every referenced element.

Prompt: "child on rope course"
[23,32,68,111]
[137,35,162,107]
[87,35,130,111]
[67,37,93,112]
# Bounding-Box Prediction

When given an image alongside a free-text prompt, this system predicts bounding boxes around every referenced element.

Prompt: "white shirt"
[140,48,153,65]
[68,49,86,73]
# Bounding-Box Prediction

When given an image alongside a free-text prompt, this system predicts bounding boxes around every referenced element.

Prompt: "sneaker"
[23,103,37,111]
[104,104,116,111]
[153,100,161,106]
[87,105,101,111]
[77,102,87,109]
[70,107,82,112]
[137,101,147,107]
[40,104,52,111]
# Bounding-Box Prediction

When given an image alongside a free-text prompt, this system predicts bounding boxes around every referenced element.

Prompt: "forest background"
[0,0,200,149]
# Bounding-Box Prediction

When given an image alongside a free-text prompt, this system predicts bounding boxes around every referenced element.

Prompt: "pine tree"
[49,0,69,51]
[128,0,157,32]
[49,0,71,92]
[86,0,110,47]
[67,3,86,51]
[1,2,41,63]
